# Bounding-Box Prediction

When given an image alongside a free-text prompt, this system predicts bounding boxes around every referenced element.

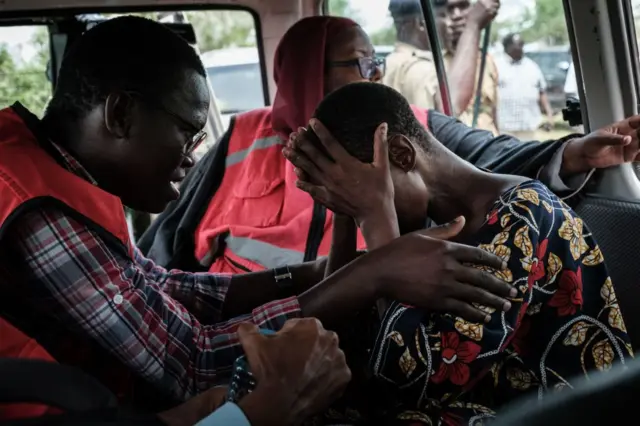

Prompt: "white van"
[200,47,265,130]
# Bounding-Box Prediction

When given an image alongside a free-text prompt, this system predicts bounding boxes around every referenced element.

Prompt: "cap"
[388,0,422,17]
[388,0,447,17]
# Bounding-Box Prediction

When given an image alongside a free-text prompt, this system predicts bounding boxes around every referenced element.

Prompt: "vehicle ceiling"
[0,0,320,98]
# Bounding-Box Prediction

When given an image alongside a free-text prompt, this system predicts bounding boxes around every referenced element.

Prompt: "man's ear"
[388,133,417,172]
[104,92,134,139]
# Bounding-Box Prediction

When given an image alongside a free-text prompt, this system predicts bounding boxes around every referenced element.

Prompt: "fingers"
[237,323,264,366]
[627,114,640,130]
[291,128,337,172]
[450,243,507,271]
[294,181,338,211]
[420,216,466,240]
[450,281,512,314]
[454,265,517,298]
[441,299,492,323]
[309,119,356,165]
[623,136,640,162]
[283,146,324,184]
[373,122,390,169]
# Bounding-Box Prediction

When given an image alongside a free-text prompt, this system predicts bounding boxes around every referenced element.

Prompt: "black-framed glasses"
[125,91,207,157]
[327,56,386,79]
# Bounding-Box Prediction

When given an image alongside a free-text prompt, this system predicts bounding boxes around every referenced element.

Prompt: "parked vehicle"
[524,44,572,112]
[200,47,265,129]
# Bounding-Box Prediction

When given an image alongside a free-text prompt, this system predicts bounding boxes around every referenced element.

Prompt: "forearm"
[298,255,381,329]
[358,204,401,251]
[448,22,482,115]
[325,213,359,277]
[222,261,324,319]
[540,93,553,118]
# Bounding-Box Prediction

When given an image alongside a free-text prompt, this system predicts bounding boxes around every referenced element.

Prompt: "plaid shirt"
[2,140,301,401]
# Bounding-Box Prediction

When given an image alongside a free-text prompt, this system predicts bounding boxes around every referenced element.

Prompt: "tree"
[0,27,50,116]
[328,0,360,20]
[185,11,256,52]
[369,27,396,46]
[491,0,569,46]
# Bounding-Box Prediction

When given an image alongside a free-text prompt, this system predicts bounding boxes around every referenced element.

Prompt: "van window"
[206,63,264,113]
[628,0,640,105]
[0,25,51,116]
[0,10,266,134]
[327,0,579,138]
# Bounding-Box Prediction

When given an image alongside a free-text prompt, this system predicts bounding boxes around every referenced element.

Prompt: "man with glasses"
[384,0,500,134]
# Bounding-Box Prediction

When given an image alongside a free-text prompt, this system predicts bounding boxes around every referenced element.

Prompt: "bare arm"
[222,260,325,319]
[539,91,554,124]
[447,21,484,115]
[324,213,359,277]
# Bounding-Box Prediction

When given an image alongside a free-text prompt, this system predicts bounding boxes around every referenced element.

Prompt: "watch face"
[227,355,257,403]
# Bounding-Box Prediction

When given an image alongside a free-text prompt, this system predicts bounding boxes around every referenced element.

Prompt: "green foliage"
[491,0,569,46]
[328,0,360,20]
[185,11,257,52]
[0,26,50,116]
[370,27,396,46]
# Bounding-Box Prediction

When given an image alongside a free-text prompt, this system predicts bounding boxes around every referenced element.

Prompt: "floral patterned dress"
[366,180,633,425]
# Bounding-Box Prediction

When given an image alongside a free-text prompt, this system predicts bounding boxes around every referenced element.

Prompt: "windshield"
[206,63,264,114]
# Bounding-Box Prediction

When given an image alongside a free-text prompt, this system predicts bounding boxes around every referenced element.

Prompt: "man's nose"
[371,66,384,83]
[450,7,464,20]
[181,153,195,169]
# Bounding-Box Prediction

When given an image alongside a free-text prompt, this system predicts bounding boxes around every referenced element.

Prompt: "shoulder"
[493,180,604,270]
[486,180,566,246]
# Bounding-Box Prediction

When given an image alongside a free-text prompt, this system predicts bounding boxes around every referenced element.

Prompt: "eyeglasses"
[126,91,207,157]
[327,56,386,79]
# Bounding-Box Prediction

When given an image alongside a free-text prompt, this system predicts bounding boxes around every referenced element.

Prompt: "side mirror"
[558,61,570,71]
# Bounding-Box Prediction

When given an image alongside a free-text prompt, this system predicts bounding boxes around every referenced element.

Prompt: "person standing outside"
[496,33,555,140]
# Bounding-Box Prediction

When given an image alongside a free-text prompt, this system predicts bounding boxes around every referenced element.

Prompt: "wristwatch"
[273,265,294,296]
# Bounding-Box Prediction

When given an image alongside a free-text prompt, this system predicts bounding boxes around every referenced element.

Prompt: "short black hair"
[389,0,446,19]
[502,33,522,49]
[46,16,206,120]
[313,82,429,163]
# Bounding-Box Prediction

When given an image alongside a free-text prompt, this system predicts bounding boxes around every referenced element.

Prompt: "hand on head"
[284,118,515,324]
[283,118,395,228]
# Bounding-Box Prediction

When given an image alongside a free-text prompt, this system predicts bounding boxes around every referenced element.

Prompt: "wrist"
[465,17,482,31]
[561,138,587,175]
[357,203,400,251]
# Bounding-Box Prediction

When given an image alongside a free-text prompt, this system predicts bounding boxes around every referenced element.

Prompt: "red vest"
[195,106,429,273]
[0,106,135,402]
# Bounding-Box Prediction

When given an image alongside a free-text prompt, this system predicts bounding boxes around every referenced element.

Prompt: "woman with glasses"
[139,16,388,276]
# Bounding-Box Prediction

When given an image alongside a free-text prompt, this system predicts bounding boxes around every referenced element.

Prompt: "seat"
[573,192,640,350]
[493,356,640,426]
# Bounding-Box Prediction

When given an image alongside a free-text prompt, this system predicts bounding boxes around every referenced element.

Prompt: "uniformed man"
[384,0,500,134]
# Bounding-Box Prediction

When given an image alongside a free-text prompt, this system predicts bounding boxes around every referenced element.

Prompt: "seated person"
[284,82,634,425]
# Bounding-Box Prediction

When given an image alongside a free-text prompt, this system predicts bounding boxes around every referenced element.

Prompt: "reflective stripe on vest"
[225,135,282,167]
[195,106,429,274]
[226,235,305,269]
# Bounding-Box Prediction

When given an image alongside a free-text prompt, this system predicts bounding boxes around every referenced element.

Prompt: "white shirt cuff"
[537,140,588,192]
[194,402,252,426]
